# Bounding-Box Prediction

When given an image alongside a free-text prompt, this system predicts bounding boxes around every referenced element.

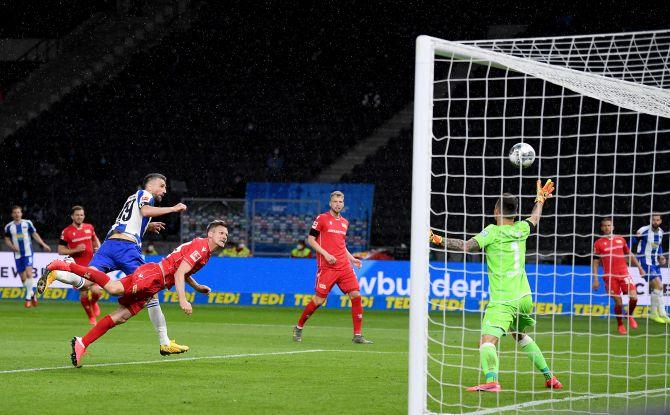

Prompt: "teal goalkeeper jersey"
[473,220,533,303]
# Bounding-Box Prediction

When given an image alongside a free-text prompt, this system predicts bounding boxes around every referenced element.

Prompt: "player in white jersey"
[4,205,51,308]
[631,214,670,324]
[39,173,191,354]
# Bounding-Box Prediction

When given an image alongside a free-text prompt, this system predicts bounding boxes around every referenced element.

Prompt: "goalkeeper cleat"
[160,340,189,356]
[70,336,87,368]
[545,376,563,389]
[37,270,58,295]
[467,381,501,392]
[650,312,666,324]
[292,326,302,342]
[628,316,638,329]
[352,335,374,344]
[617,324,627,335]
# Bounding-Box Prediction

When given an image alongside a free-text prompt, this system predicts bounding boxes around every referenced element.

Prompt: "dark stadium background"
[1,0,668,261]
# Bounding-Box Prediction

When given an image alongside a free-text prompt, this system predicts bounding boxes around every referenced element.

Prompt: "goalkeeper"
[430,179,563,392]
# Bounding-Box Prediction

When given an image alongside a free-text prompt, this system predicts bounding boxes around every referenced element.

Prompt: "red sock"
[297,299,321,328]
[82,315,116,347]
[628,298,637,316]
[90,290,100,305]
[614,304,623,326]
[69,263,110,287]
[80,295,93,318]
[351,296,363,335]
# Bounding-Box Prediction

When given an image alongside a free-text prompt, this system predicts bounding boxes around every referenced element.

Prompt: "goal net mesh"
[417,30,670,414]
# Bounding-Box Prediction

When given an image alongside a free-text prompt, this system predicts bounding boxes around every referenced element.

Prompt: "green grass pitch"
[1,301,668,414]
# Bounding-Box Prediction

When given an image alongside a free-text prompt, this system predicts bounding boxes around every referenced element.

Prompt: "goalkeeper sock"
[628,298,638,316]
[297,299,321,328]
[351,296,363,335]
[479,342,499,382]
[82,315,116,347]
[518,335,553,381]
[614,304,623,326]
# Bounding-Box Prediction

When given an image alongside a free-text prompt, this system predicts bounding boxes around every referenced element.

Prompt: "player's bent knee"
[348,290,361,299]
[480,335,499,346]
[105,281,125,296]
[313,295,326,305]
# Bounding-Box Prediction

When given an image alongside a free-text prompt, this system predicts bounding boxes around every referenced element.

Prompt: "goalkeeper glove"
[429,230,444,246]
[535,179,555,204]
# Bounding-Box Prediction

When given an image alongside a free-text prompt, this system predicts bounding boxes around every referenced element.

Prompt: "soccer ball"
[508,143,536,168]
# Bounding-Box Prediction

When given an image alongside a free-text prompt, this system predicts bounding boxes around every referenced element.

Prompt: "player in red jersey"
[592,217,646,335]
[292,191,373,344]
[47,220,228,368]
[58,206,103,325]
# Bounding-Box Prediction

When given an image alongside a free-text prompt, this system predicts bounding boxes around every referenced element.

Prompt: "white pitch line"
[442,387,670,415]
[0,349,406,375]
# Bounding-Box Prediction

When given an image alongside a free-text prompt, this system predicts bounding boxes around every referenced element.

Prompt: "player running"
[430,180,562,392]
[292,191,373,344]
[592,217,646,334]
[4,205,51,308]
[631,214,670,324]
[38,173,189,355]
[47,220,228,368]
[58,206,103,325]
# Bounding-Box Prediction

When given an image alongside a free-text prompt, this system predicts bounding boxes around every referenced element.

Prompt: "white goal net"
[409,30,670,415]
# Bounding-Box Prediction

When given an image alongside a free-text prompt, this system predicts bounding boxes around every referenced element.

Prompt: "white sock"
[650,289,660,315]
[54,270,85,289]
[653,290,668,317]
[24,278,34,300]
[147,298,170,346]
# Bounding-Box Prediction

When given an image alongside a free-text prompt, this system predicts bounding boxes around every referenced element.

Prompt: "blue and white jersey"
[4,220,36,259]
[632,225,664,267]
[107,190,154,246]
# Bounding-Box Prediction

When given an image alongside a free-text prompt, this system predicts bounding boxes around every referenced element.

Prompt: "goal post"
[409,31,670,415]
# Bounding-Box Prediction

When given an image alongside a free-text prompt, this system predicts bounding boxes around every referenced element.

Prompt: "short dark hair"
[206,219,228,233]
[143,173,167,188]
[71,205,84,215]
[11,205,22,212]
[601,217,613,224]
[496,193,518,218]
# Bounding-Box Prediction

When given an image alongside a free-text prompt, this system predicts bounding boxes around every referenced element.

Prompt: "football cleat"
[664,316,670,324]
[70,337,87,368]
[467,381,501,392]
[545,376,563,389]
[37,270,58,295]
[160,340,189,356]
[292,326,303,342]
[628,317,638,329]
[352,335,374,344]
[650,312,666,324]
[24,300,32,308]
[31,294,38,307]
[88,316,97,325]
[617,324,627,335]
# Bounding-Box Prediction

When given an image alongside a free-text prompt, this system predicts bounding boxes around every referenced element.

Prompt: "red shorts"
[315,267,360,297]
[118,263,165,315]
[603,276,636,296]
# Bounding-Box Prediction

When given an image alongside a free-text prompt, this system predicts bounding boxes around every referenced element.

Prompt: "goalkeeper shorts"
[481,295,536,338]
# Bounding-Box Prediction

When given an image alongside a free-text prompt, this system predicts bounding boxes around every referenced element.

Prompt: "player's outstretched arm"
[141,203,187,218]
[174,260,194,315]
[430,231,480,253]
[186,276,211,294]
[527,179,554,227]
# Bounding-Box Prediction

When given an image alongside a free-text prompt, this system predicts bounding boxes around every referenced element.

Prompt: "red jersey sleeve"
[60,228,70,243]
[311,215,324,233]
[621,237,631,254]
[593,240,602,256]
[182,240,205,268]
